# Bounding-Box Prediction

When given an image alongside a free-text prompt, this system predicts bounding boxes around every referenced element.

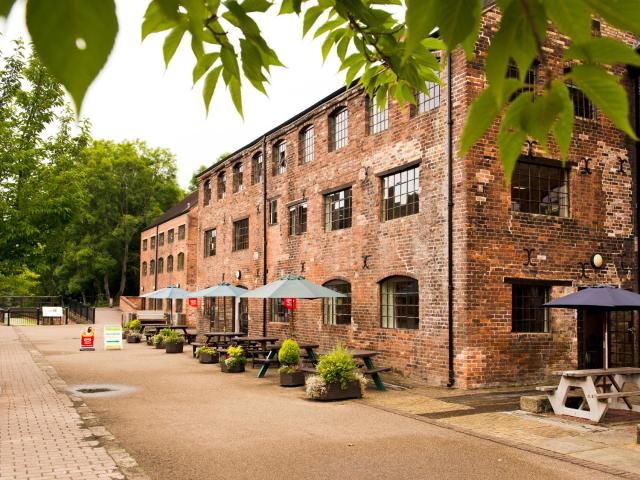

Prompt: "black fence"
[65,298,95,324]
[2,307,68,326]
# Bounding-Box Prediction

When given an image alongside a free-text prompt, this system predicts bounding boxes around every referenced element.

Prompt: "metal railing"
[65,298,95,324]
[2,307,68,326]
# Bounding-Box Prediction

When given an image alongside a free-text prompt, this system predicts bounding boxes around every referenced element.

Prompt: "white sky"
[1,1,344,190]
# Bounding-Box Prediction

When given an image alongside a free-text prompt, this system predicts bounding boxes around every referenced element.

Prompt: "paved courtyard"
[1,308,637,479]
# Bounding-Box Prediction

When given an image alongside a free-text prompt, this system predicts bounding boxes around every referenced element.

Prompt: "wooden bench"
[535,386,557,393]
[252,358,280,368]
[191,342,204,358]
[594,390,640,400]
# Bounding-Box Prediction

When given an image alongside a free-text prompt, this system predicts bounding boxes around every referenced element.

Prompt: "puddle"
[69,384,137,398]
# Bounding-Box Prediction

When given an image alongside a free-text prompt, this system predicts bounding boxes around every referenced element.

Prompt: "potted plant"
[152,334,164,349]
[126,332,142,343]
[221,345,246,373]
[126,320,142,343]
[305,344,367,401]
[129,319,142,333]
[278,338,304,387]
[164,331,185,353]
[122,321,130,339]
[196,345,218,364]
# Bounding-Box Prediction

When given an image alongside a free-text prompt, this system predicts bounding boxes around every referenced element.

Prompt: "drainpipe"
[154,225,159,292]
[447,52,455,388]
[634,72,640,295]
[262,135,268,336]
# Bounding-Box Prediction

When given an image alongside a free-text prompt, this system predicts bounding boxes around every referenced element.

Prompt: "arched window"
[322,280,351,325]
[272,140,286,175]
[157,257,164,274]
[177,252,185,271]
[251,151,263,184]
[233,162,244,193]
[217,172,226,199]
[329,106,348,151]
[299,125,314,164]
[167,255,173,272]
[203,178,211,205]
[142,262,147,276]
[380,276,419,329]
[150,260,155,274]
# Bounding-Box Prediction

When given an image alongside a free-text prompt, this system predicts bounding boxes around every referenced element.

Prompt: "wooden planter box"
[221,361,245,373]
[126,336,141,344]
[198,352,218,364]
[315,380,362,401]
[280,370,305,387]
[165,342,184,354]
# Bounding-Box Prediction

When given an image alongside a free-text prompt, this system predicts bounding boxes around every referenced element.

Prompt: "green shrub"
[163,331,184,344]
[196,345,216,356]
[128,319,142,332]
[278,338,300,366]
[316,344,355,390]
[152,334,163,345]
[225,345,246,366]
[159,327,173,337]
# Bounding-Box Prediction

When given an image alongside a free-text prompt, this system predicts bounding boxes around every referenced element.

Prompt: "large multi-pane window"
[143,239,147,251]
[177,252,184,271]
[270,298,291,322]
[273,141,286,175]
[142,262,147,276]
[329,107,348,151]
[233,218,249,251]
[150,260,155,274]
[416,74,441,113]
[178,224,185,240]
[368,94,389,134]
[151,236,156,249]
[380,276,419,329]
[167,255,174,272]
[565,67,596,120]
[322,280,351,325]
[299,126,314,164]
[233,162,243,193]
[168,229,174,244]
[217,172,226,199]
[512,284,549,333]
[203,179,211,205]
[251,152,263,184]
[157,257,164,274]
[382,166,420,220]
[511,159,569,217]
[269,198,278,225]
[288,202,307,236]
[324,188,352,231]
[204,229,216,257]
[158,233,164,246]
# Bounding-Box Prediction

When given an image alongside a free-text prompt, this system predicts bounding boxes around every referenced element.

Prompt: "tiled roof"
[144,190,198,230]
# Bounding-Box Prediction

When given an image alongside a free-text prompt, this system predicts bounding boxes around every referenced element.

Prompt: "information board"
[103,325,123,350]
[42,306,63,317]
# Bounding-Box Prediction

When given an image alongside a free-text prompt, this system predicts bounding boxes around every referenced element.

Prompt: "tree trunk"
[116,240,129,304]
[103,273,112,307]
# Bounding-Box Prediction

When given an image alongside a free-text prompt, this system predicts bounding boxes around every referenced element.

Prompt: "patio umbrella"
[544,285,640,368]
[141,286,191,325]
[191,283,248,332]
[240,274,347,335]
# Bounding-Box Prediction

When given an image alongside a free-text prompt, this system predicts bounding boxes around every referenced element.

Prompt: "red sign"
[80,333,94,350]
[188,298,198,307]
[283,298,297,310]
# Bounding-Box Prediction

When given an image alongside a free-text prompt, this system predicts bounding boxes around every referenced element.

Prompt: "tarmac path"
[5,308,622,480]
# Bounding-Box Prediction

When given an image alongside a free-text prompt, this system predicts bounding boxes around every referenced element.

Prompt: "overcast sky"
[1,1,344,190]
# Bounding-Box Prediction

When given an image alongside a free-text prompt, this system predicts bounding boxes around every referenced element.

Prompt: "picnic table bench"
[537,367,640,422]
[256,342,319,378]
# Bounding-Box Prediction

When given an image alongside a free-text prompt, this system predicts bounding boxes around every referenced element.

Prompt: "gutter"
[262,135,268,336]
[447,52,455,387]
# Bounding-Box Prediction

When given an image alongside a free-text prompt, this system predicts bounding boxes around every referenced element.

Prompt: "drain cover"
[70,384,137,398]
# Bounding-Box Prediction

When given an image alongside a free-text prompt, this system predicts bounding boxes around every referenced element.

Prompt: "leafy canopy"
[2,0,639,179]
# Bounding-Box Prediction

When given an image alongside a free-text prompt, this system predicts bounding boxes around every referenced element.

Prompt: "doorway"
[578,310,604,369]
[608,311,638,367]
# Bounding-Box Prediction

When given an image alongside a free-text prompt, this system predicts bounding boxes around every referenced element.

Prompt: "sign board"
[42,306,63,317]
[283,298,297,311]
[80,327,95,351]
[103,325,123,350]
[188,297,198,308]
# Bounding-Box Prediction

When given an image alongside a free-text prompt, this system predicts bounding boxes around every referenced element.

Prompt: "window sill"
[511,331,553,336]
[511,211,573,222]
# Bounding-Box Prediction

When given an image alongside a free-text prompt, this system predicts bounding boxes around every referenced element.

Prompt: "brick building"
[141,4,640,387]
[139,190,199,323]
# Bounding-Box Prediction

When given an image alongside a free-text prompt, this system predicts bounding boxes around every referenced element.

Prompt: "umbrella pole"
[604,313,609,369]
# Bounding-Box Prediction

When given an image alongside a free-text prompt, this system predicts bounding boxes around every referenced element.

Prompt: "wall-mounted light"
[590,253,604,269]
[235,270,241,280]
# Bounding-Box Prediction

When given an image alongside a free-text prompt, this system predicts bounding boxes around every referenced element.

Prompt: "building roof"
[144,190,198,231]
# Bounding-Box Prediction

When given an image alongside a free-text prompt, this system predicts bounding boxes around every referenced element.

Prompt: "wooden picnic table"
[203,331,246,344]
[538,367,640,422]
[256,342,319,378]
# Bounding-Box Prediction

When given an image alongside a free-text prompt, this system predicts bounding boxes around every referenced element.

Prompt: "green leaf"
[220,44,240,78]
[549,81,574,162]
[313,18,346,39]
[543,0,591,43]
[156,0,180,20]
[498,94,531,183]
[192,52,219,84]
[142,1,177,40]
[584,0,640,36]
[303,5,325,37]
[228,76,243,117]
[336,33,351,61]
[459,87,501,156]
[241,0,272,12]
[26,0,118,111]
[404,0,437,59]
[203,65,223,115]
[0,0,16,18]
[436,0,482,56]
[568,64,638,139]
[565,37,640,67]
[163,24,187,67]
